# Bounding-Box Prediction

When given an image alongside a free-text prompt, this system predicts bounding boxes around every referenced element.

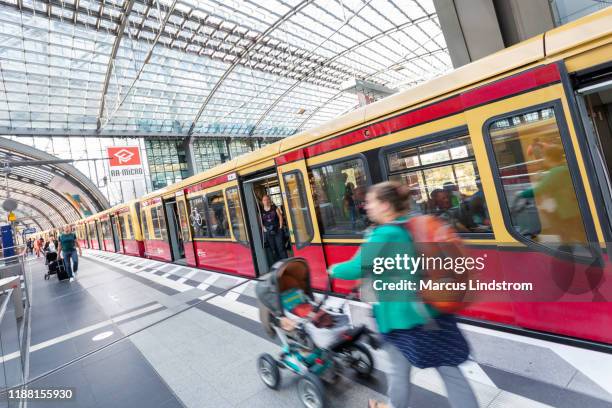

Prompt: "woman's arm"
[330,226,394,281]
[276,207,284,229]
[329,248,363,280]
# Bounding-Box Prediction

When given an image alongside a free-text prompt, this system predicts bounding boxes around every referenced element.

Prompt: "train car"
[113,200,145,257]
[182,164,256,277]
[75,221,88,249]
[85,215,103,250]
[97,211,114,253]
[139,191,173,262]
[82,9,612,345]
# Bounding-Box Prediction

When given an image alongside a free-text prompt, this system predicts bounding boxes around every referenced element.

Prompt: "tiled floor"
[14,251,612,408]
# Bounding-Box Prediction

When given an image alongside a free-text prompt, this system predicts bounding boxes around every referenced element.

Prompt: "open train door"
[175,190,195,266]
[276,151,329,290]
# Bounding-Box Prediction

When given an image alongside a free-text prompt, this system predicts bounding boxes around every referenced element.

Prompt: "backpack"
[404,215,471,313]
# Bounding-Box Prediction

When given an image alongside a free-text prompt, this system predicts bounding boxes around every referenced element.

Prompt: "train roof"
[94,7,611,209]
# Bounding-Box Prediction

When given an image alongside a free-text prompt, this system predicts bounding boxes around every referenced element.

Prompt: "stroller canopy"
[255,257,313,316]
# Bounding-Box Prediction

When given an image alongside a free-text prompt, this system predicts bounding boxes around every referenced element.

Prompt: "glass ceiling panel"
[0,148,88,226]
[0,0,451,136]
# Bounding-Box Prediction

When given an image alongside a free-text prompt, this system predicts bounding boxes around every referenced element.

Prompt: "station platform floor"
[13,249,612,408]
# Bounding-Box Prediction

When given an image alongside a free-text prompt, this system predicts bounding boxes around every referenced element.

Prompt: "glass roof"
[0,0,451,137]
[0,145,102,229]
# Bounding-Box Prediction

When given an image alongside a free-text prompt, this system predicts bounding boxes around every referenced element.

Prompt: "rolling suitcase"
[56,261,69,281]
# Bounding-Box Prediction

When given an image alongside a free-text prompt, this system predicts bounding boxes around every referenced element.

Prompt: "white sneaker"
[69,278,74,282]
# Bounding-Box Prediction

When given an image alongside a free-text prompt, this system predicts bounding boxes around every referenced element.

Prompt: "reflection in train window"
[140,208,150,240]
[488,106,588,252]
[177,200,191,242]
[101,219,112,242]
[226,187,247,243]
[206,191,230,238]
[387,134,491,233]
[187,196,208,238]
[119,213,131,240]
[310,158,370,236]
[157,206,168,241]
[283,171,314,246]
[151,206,161,239]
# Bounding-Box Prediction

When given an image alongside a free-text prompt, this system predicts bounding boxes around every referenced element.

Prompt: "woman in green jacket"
[330,181,477,408]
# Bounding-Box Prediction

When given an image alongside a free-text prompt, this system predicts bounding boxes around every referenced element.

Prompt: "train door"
[275,153,329,290]
[466,70,607,342]
[574,78,612,246]
[175,192,196,266]
[110,215,121,253]
[87,222,96,249]
[163,198,185,263]
[242,172,292,275]
[95,220,103,250]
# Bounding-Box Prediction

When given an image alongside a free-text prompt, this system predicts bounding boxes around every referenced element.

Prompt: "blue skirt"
[382,314,469,369]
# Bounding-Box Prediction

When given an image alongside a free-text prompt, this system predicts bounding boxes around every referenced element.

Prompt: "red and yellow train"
[63,8,612,346]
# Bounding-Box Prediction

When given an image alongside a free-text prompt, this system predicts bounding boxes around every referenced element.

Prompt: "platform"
[12,250,612,408]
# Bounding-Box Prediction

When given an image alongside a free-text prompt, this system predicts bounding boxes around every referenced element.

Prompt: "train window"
[225,187,247,243]
[158,207,168,242]
[206,191,230,238]
[102,219,112,241]
[386,134,492,234]
[140,208,151,240]
[150,207,160,239]
[310,157,370,236]
[283,171,314,246]
[121,213,131,240]
[487,106,588,252]
[126,214,133,239]
[151,206,168,241]
[187,196,209,238]
[177,200,191,242]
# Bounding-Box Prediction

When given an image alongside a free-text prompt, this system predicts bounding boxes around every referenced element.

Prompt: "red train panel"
[143,240,172,262]
[90,236,100,250]
[320,243,612,344]
[122,239,145,257]
[183,241,197,267]
[103,239,115,252]
[323,243,360,294]
[193,241,256,277]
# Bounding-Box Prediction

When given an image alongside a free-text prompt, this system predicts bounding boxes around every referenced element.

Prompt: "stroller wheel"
[344,343,374,378]
[257,353,281,390]
[298,373,325,408]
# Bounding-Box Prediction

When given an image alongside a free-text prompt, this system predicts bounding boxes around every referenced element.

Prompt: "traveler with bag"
[57,225,82,283]
[329,181,478,408]
[260,195,287,263]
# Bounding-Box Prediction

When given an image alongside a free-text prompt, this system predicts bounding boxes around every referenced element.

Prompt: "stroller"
[44,251,65,280]
[256,258,378,408]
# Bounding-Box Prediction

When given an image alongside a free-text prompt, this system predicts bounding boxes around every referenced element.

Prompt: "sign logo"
[107,146,144,182]
[114,149,135,164]
[108,146,141,167]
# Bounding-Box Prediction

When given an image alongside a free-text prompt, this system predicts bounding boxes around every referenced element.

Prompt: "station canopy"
[0,0,451,139]
[0,137,109,231]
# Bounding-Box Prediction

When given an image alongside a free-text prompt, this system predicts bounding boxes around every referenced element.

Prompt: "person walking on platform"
[34,237,43,258]
[58,225,82,282]
[26,238,33,256]
[260,194,287,264]
[329,181,478,408]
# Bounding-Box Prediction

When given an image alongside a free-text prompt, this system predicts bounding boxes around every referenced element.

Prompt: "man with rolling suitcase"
[57,225,82,282]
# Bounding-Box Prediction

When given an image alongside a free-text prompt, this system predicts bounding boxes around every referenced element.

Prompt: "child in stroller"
[256,258,378,408]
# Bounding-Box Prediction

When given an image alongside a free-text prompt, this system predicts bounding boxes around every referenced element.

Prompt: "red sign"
[107,146,142,167]
[107,146,144,181]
